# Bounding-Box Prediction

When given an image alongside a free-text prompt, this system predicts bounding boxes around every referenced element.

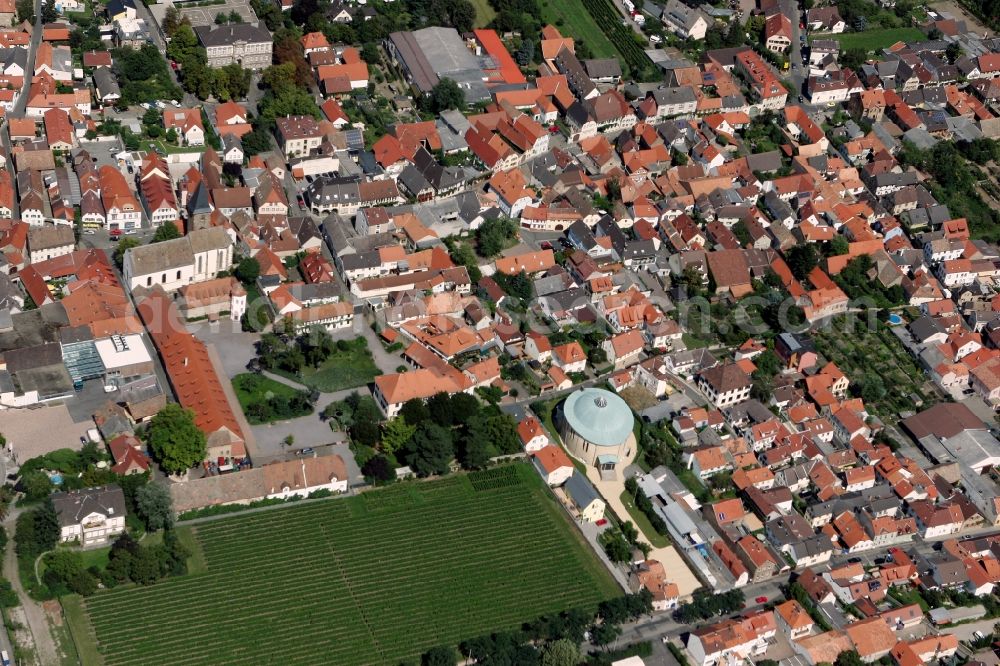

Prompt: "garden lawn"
[468,0,496,27]
[540,0,619,59]
[231,373,300,412]
[74,465,619,666]
[140,139,206,156]
[618,490,670,548]
[818,28,925,52]
[297,343,380,393]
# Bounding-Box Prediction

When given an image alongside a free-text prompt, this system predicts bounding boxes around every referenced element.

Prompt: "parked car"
[124,229,137,235]
[755,596,767,603]
[84,228,96,235]
[540,241,553,250]
[103,384,118,393]
[110,229,123,236]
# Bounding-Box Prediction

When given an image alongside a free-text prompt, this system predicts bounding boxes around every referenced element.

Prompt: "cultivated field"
[540,0,619,60]
[75,465,619,665]
[818,27,925,53]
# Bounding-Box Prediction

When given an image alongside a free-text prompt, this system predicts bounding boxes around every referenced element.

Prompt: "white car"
[139,102,151,110]
[170,100,180,106]
[103,384,118,393]
[84,228,96,235]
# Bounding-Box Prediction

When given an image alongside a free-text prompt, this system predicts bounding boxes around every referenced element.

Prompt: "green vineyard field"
[76,465,619,665]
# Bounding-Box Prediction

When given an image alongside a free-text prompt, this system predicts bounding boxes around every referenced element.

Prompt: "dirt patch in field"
[931,0,991,36]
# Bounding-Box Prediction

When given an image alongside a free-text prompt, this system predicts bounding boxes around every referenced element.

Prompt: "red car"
[548,125,559,133]
[755,596,768,604]
[110,229,123,237]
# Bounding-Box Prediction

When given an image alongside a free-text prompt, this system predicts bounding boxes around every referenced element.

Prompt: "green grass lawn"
[72,465,619,665]
[816,27,925,53]
[232,373,300,411]
[618,490,670,548]
[232,373,313,424]
[140,139,205,156]
[540,0,619,59]
[468,0,496,27]
[297,342,380,393]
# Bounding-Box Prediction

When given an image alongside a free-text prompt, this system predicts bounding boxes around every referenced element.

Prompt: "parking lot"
[0,404,95,463]
[177,0,257,27]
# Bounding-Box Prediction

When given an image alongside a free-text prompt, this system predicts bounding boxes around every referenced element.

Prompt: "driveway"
[190,322,260,378]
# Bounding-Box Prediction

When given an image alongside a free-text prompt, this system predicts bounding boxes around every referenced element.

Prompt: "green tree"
[449,393,481,425]
[41,0,57,22]
[457,434,490,470]
[946,42,962,64]
[475,217,517,257]
[467,412,520,455]
[146,404,208,475]
[785,243,818,280]
[162,6,183,36]
[242,127,273,156]
[590,622,621,646]
[835,651,865,666]
[362,454,395,482]
[426,392,456,428]
[426,78,465,113]
[381,417,416,456]
[598,529,631,562]
[399,399,431,426]
[829,235,849,256]
[15,499,59,561]
[540,638,578,666]
[150,223,181,243]
[135,483,174,531]
[234,256,261,284]
[15,0,32,21]
[19,470,53,501]
[407,423,454,477]
[112,236,140,270]
[130,545,165,585]
[839,48,868,72]
[422,645,457,666]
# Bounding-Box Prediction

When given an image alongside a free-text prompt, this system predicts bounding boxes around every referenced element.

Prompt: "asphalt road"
[12,0,42,118]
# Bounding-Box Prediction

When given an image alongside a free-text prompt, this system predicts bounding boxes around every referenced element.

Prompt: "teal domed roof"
[563,388,634,447]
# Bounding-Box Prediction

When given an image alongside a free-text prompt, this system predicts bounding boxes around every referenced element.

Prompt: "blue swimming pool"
[50,474,63,485]
[887,313,903,325]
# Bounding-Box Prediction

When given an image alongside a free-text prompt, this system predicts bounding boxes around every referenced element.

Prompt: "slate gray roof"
[51,485,127,527]
[564,471,601,510]
[194,23,272,47]
[127,227,231,276]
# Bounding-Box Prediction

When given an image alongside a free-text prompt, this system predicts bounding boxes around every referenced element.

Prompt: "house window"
[146,277,151,287]
[176,270,181,280]
[161,273,166,283]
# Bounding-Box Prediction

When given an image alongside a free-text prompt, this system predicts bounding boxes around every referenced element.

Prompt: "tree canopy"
[146,404,208,474]
[135,483,174,531]
[422,77,465,113]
